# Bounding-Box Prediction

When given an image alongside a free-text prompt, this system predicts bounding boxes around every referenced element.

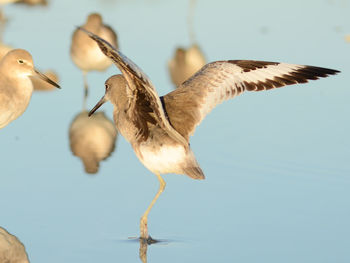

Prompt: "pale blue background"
[0,0,349,262]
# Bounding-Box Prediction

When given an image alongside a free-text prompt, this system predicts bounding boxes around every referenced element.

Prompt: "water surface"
[0,0,349,262]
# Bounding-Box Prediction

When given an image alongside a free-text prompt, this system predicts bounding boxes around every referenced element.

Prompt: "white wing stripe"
[170,60,339,137]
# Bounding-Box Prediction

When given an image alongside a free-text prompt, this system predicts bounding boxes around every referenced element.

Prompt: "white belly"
[138,144,187,175]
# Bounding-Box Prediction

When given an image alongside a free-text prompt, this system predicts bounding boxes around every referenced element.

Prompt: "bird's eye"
[18,59,24,64]
[105,84,109,91]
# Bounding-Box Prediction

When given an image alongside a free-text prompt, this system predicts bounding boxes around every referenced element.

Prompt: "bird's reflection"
[139,239,148,263]
[0,227,29,263]
[125,237,162,263]
[168,44,206,87]
[69,111,118,174]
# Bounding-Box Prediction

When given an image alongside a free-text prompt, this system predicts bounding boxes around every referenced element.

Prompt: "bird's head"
[89,74,128,116]
[0,49,60,89]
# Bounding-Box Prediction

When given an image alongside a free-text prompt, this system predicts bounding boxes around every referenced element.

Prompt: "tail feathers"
[183,166,205,180]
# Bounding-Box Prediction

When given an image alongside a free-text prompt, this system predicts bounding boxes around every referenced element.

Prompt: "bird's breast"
[0,77,33,128]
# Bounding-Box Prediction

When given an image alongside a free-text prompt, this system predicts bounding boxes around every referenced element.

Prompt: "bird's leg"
[140,173,166,241]
[82,71,88,110]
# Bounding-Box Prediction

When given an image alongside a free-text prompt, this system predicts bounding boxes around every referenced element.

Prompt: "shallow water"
[1,0,349,262]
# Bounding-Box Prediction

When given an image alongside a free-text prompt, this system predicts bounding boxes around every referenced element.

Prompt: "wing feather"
[162,60,339,139]
[79,27,188,145]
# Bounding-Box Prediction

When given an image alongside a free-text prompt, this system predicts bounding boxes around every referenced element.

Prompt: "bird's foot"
[139,235,158,245]
[140,216,158,244]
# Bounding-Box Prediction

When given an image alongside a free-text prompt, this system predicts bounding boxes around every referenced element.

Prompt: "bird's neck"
[109,88,129,112]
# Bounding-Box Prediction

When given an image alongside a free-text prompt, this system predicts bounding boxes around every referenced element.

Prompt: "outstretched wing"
[162,60,339,140]
[79,27,187,145]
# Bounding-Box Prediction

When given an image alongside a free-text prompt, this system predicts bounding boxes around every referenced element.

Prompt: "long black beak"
[34,68,60,89]
[89,95,107,116]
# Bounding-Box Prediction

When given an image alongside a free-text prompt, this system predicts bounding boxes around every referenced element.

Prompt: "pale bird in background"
[0,12,8,42]
[69,111,117,174]
[0,49,60,129]
[0,0,47,5]
[345,34,350,43]
[168,44,206,87]
[0,227,29,263]
[70,13,118,106]
[16,0,47,5]
[0,41,11,57]
[81,28,339,242]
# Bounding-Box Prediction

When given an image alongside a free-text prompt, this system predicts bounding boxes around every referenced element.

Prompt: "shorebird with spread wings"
[79,27,339,242]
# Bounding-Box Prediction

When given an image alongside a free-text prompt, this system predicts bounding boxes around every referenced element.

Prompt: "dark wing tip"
[293,65,340,82]
[303,65,340,75]
[239,63,340,92]
[77,26,95,40]
[77,26,107,46]
[76,25,86,33]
